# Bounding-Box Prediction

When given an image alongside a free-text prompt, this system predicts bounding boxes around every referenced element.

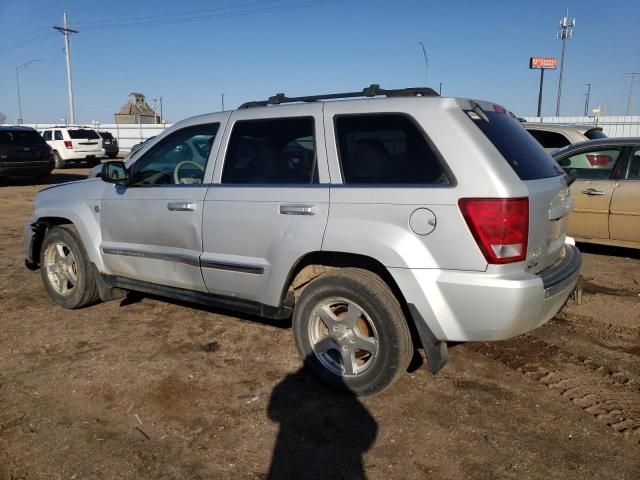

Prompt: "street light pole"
[555,9,575,116]
[54,12,79,125]
[15,60,40,124]
[583,83,591,117]
[439,82,443,96]
[625,72,640,116]
[418,42,428,86]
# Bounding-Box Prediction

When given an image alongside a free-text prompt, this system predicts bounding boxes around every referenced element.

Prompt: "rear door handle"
[167,201,196,211]
[581,188,605,196]
[279,204,316,216]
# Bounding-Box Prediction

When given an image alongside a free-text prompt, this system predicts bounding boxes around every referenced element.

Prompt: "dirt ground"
[1,168,639,480]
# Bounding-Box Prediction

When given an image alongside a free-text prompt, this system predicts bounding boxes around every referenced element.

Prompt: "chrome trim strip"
[102,247,200,267]
[102,247,264,274]
[200,259,265,275]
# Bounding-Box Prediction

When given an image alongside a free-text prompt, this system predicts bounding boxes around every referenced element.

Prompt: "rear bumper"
[0,160,54,177]
[61,149,105,160]
[390,245,582,342]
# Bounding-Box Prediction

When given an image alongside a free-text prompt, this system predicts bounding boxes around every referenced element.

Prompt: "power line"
[0,27,51,46]
[1,32,58,51]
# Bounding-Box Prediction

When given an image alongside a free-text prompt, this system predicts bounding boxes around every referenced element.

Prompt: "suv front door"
[201,105,329,307]
[99,122,223,291]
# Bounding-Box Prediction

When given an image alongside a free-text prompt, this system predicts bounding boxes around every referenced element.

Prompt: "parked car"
[87,136,156,179]
[24,85,581,395]
[524,123,606,152]
[0,125,53,181]
[98,131,119,159]
[40,126,105,168]
[552,137,640,249]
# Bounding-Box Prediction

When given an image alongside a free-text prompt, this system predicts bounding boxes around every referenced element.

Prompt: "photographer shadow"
[266,358,378,480]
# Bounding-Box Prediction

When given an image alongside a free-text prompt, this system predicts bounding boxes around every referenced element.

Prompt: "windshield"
[467,107,563,180]
[68,129,100,140]
[0,130,46,146]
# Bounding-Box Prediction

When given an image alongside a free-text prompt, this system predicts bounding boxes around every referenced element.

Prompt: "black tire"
[53,151,65,169]
[87,158,101,167]
[39,225,100,309]
[107,153,118,159]
[292,268,413,396]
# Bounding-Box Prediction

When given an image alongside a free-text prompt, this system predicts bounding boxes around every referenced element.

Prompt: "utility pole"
[439,82,443,96]
[221,93,225,111]
[54,12,78,125]
[555,8,575,116]
[418,42,429,86]
[625,72,640,116]
[15,60,40,124]
[151,97,158,124]
[159,96,163,123]
[584,83,591,117]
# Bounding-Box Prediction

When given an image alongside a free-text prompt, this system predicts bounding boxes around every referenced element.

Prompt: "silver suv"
[24,85,581,395]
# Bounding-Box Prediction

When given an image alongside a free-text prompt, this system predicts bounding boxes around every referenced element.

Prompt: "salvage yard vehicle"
[524,122,606,152]
[0,125,54,182]
[24,85,582,395]
[552,137,640,249]
[40,126,105,168]
[98,131,119,159]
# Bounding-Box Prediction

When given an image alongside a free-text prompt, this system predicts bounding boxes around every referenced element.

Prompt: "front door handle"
[167,201,196,211]
[279,204,316,216]
[581,188,605,196]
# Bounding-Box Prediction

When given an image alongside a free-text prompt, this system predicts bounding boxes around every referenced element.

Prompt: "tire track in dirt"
[467,334,640,444]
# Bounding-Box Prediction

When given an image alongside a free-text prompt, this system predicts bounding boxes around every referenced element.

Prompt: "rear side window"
[469,109,562,180]
[335,114,449,184]
[43,131,52,141]
[526,129,571,149]
[222,117,316,184]
[0,130,45,145]
[54,130,63,140]
[68,129,100,140]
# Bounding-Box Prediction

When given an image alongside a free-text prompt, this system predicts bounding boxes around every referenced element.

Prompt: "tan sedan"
[553,138,640,249]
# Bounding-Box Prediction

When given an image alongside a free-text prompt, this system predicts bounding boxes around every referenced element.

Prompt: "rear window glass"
[99,131,114,140]
[0,130,46,146]
[68,129,100,139]
[584,129,607,140]
[469,109,563,180]
[526,129,571,149]
[335,114,449,184]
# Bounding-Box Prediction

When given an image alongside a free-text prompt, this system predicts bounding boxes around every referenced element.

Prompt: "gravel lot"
[1,168,639,479]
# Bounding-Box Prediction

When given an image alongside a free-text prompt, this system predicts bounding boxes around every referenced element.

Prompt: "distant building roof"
[115,93,157,117]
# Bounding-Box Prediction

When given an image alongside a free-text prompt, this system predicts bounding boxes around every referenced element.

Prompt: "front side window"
[335,114,449,184]
[627,147,640,180]
[558,148,622,180]
[222,117,316,184]
[527,129,571,149]
[129,123,219,186]
[54,130,63,140]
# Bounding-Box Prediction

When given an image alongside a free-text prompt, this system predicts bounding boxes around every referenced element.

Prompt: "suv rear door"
[201,104,329,307]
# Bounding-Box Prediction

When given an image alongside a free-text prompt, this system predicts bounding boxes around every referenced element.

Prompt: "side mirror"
[101,161,130,185]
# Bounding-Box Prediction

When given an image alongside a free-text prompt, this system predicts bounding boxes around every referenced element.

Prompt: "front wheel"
[292,268,413,396]
[40,226,100,309]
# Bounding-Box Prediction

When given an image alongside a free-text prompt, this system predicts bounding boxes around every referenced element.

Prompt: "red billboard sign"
[530,57,558,69]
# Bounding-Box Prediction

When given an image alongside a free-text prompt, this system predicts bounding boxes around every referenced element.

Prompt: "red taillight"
[64,140,73,149]
[458,198,529,264]
[586,154,611,166]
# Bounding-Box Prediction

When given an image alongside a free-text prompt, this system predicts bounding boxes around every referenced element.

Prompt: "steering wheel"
[173,160,204,184]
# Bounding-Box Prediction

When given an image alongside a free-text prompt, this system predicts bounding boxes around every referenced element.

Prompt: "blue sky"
[1,0,639,124]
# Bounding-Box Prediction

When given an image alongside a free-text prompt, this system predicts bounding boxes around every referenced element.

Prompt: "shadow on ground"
[576,242,640,260]
[265,358,377,480]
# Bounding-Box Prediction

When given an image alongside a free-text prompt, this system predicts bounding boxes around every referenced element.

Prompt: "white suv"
[40,126,105,168]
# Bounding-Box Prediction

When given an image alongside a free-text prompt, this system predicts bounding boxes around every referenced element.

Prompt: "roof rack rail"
[238,84,439,109]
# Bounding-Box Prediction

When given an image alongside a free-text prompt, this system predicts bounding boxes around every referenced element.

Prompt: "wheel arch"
[28,216,74,268]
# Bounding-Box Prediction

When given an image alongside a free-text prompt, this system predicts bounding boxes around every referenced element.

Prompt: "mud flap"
[90,263,126,302]
[407,303,448,374]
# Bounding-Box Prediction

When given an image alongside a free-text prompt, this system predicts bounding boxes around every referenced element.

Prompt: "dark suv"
[0,126,53,181]
[98,131,119,159]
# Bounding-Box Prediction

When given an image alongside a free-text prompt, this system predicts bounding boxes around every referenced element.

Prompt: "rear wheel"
[53,151,65,169]
[292,268,413,396]
[40,226,100,309]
